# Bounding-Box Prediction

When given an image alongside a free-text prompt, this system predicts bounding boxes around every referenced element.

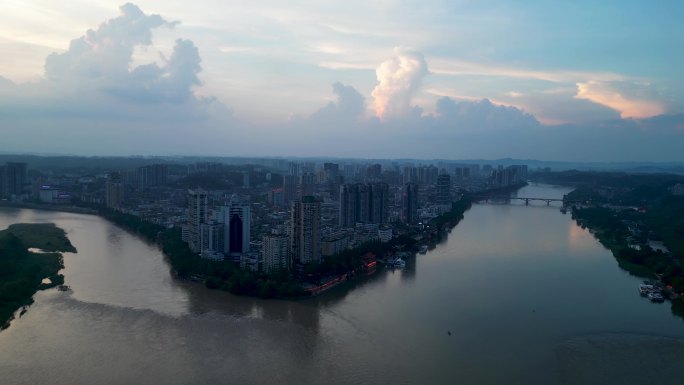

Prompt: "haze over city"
[1,1,683,160]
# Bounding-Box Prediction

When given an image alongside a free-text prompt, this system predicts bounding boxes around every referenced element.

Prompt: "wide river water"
[1,184,683,385]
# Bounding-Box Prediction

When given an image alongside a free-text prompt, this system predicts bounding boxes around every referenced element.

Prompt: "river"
[0,184,683,385]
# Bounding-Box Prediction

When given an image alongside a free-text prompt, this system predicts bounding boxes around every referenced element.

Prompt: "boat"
[647,292,665,303]
[418,245,428,254]
[560,207,567,214]
[393,258,406,268]
[639,284,656,296]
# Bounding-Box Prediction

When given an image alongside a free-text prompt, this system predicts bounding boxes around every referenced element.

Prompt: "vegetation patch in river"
[0,223,74,329]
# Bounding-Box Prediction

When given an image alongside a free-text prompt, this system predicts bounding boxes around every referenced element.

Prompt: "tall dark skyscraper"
[222,195,251,259]
[339,182,389,227]
[369,182,389,224]
[339,184,358,227]
[436,174,451,205]
[402,182,419,224]
[283,174,297,204]
[0,162,27,198]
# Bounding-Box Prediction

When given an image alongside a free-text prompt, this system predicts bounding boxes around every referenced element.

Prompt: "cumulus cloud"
[575,80,665,119]
[105,38,202,103]
[371,48,428,118]
[434,97,539,130]
[0,3,239,156]
[40,3,202,104]
[45,3,172,81]
[311,82,366,122]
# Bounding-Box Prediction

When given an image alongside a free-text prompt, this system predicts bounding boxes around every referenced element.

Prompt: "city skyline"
[1,1,684,161]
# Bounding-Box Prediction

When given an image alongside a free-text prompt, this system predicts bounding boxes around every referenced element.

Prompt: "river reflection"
[1,184,684,385]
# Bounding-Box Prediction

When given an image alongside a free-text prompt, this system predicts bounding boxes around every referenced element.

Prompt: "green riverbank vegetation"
[541,171,684,319]
[0,223,75,329]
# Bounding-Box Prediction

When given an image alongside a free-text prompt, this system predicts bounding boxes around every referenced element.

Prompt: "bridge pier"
[525,198,529,206]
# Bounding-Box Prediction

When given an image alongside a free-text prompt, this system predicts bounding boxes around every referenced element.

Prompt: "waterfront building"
[321,232,350,257]
[105,172,125,209]
[187,188,208,253]
[200,220,225,260]
[221,194,251,260]
[290,196,321,265]
[378,226,393,243]
[0,162,27,198]
[263,234,289,272]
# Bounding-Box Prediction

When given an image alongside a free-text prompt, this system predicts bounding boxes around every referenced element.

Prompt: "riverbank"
[93,197,474,300]
[0,223,74,329]
[0,201,98,215]
[556,172,684,320]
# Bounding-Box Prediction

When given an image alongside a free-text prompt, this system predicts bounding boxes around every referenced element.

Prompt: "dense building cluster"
[1,157,530,274]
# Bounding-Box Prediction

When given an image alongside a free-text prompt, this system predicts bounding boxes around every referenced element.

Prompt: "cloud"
[575,81,665,119]
[430,57,627,84]
[44,3,173,81]
[434,97,539,130]
[105,38,202,103]
[371,48,429,118]
[0,3,240,156]
[311,82,366,121]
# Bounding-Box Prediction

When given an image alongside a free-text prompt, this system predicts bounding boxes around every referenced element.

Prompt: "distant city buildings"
[0,162,27,198]
[137,164,168,189]
[5,156,539,275]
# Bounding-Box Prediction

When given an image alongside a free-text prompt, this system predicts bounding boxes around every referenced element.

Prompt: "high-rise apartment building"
[105,172,125,209]
[221,195,251,259]
[369,183,389,224]
[263,234,289,272]
[200,220,225,259]
[138,164,168,189]
[402,183,419,224]
[339,183,389,227]
[0,162,27,198]
[187,188,208,253]
[291,196,320,265]
[298,172,315,199]
[283,174,297,204]
[436,174,451,205]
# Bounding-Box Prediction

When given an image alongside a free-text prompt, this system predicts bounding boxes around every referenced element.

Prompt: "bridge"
[473,196,583,206]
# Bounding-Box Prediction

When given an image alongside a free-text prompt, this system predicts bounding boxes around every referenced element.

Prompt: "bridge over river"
[474,195,585,206]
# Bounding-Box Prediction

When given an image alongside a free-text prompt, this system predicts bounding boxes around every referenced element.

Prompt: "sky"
[1,1,683,161]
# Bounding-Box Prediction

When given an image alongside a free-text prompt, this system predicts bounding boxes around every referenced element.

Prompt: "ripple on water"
[556,333,684,385]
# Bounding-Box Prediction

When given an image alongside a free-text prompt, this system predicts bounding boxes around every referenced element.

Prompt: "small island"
[0,223,76,329]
